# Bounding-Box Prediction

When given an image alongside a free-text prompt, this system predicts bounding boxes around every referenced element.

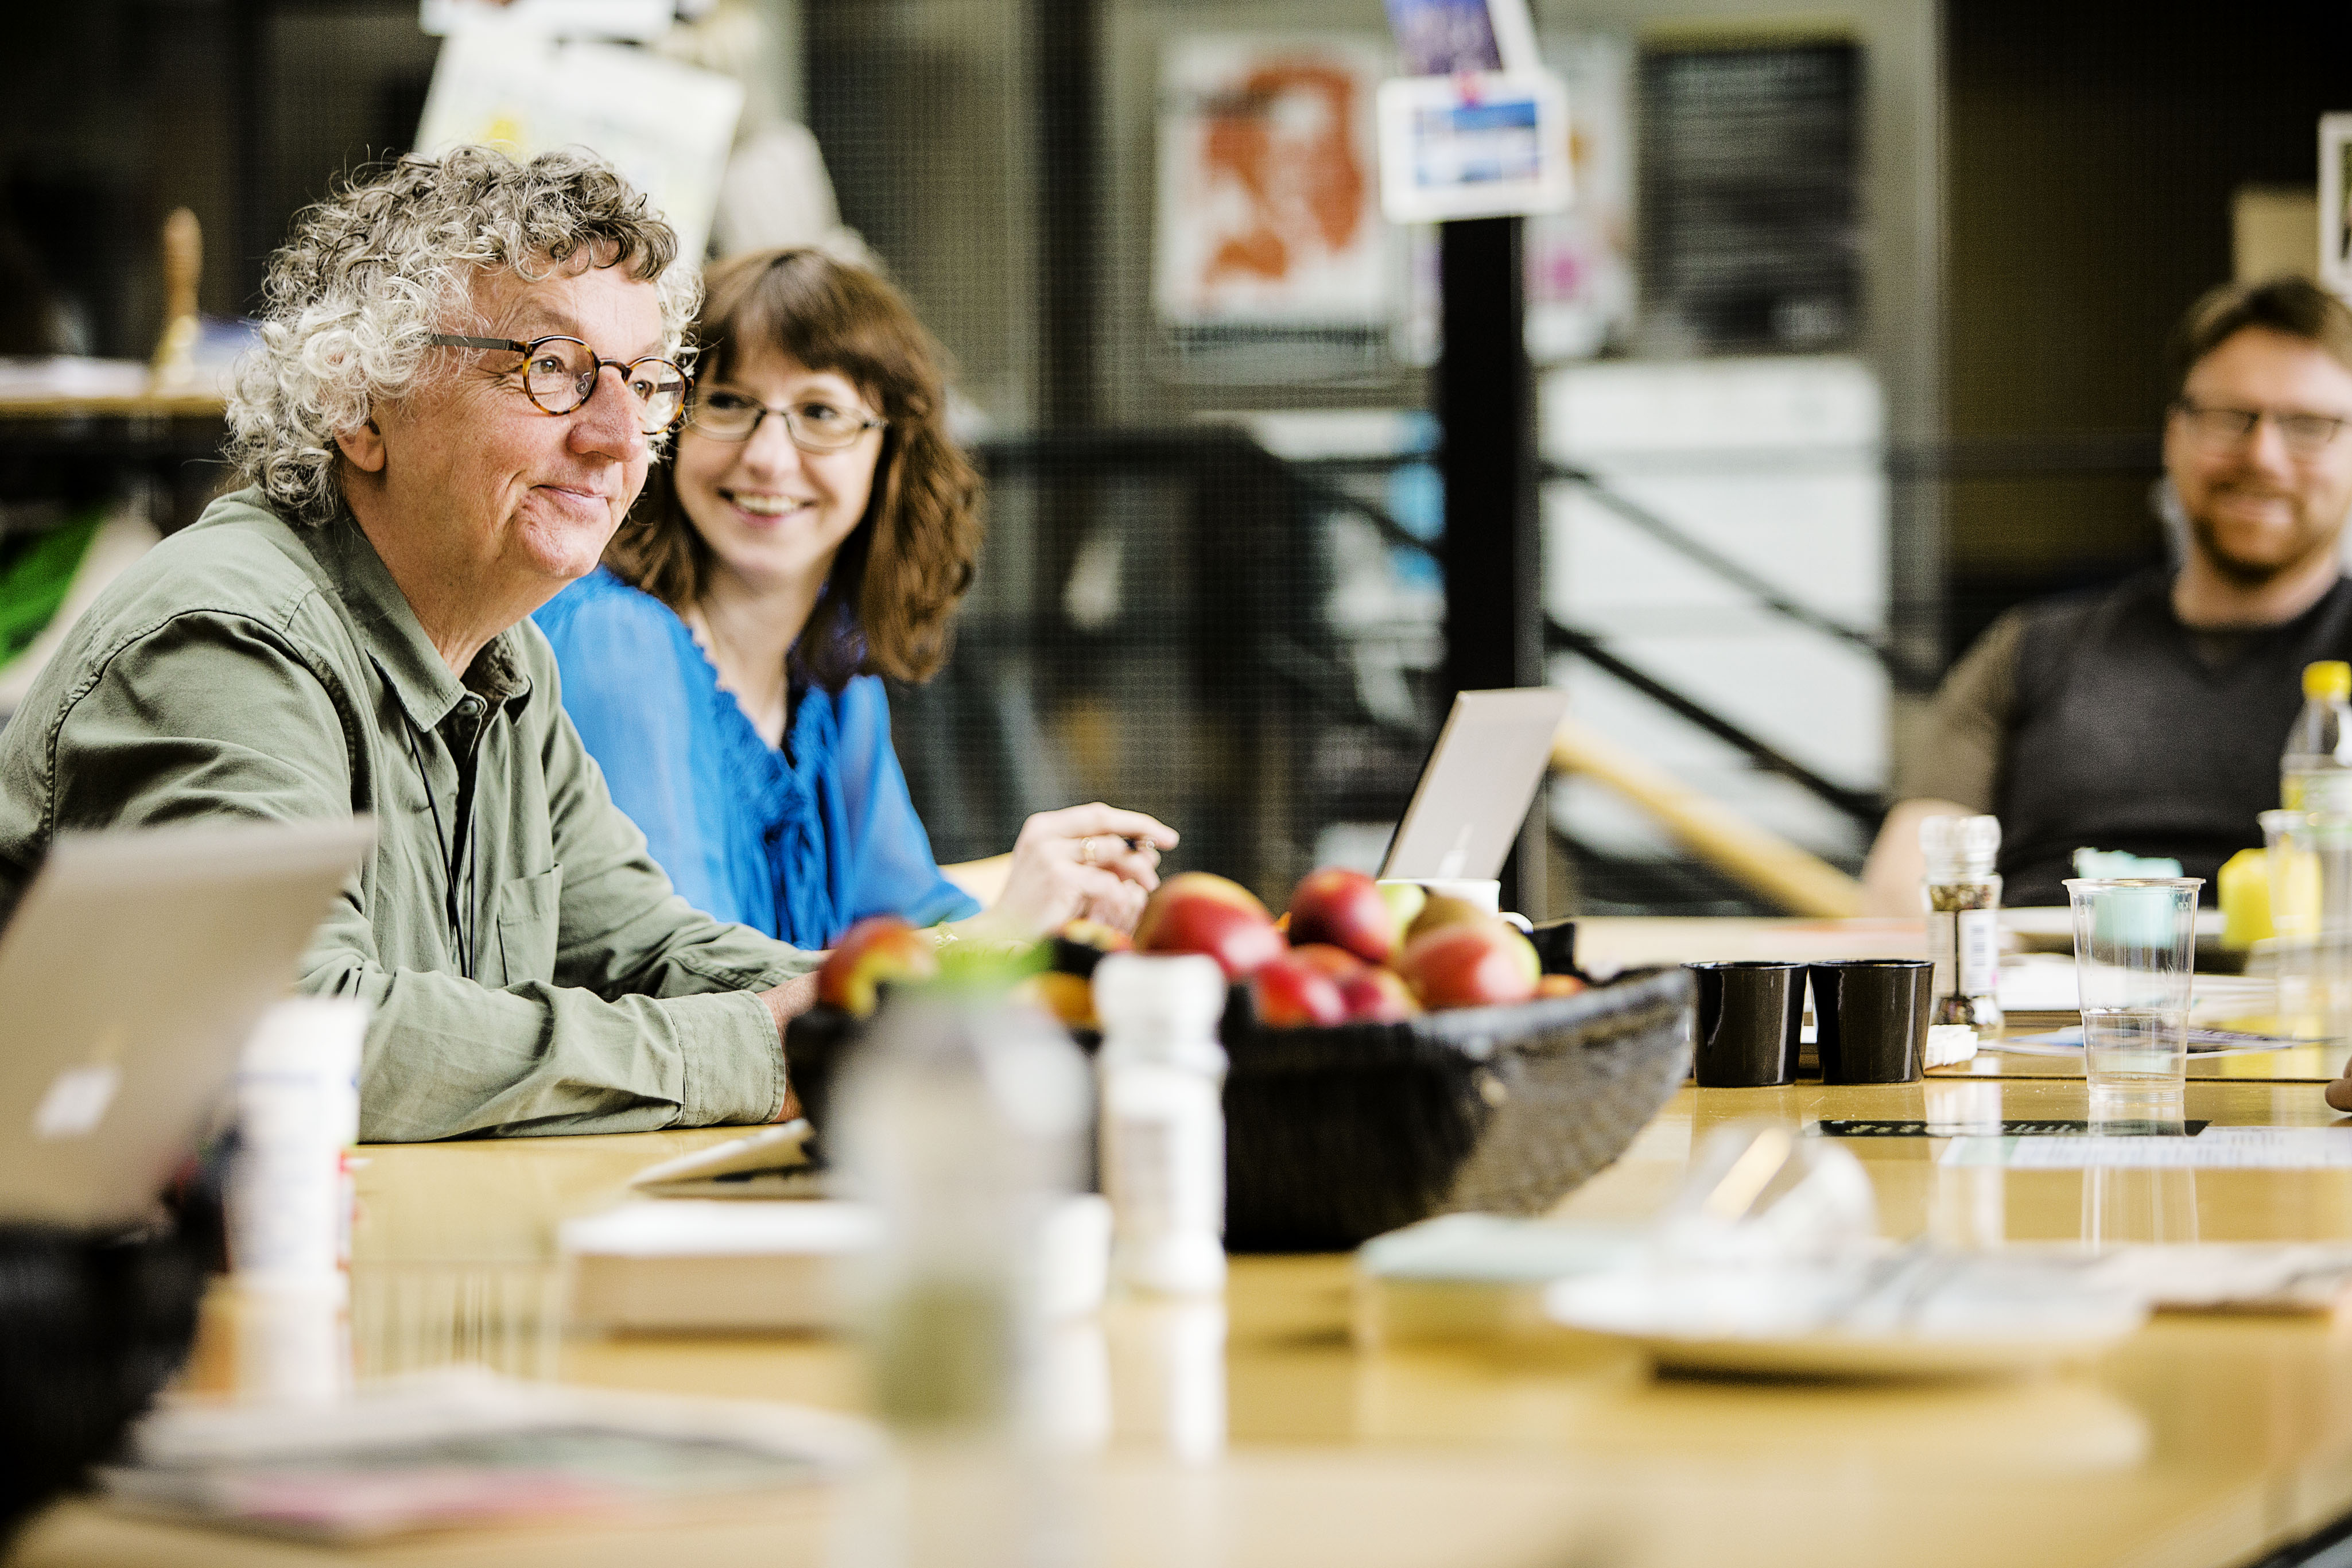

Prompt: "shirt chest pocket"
[489,866,563,988]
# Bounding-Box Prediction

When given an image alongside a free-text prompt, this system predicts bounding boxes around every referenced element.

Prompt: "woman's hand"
[960,802,1179,940]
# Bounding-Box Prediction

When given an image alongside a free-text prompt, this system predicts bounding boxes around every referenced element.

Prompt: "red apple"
[1286,942,1368,981]
[1396,919,1541,1011]
[1135,872,1286,979]
[1286,867,1401,966]
[1337,965,1421,1023]
[817,915,940,1017]
[1249,952,1349,1028]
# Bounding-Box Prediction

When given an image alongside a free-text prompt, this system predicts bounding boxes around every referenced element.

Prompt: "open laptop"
[1380,688,1572,881]
[0,817,373,1228]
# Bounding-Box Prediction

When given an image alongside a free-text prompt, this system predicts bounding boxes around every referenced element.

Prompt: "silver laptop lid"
[1380,688,1571,882]
[0,818,372,1228]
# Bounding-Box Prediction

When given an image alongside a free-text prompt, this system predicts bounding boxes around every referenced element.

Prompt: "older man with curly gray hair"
[0,147,821,1141]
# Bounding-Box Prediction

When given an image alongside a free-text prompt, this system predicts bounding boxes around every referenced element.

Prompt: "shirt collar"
[306,506,536,731]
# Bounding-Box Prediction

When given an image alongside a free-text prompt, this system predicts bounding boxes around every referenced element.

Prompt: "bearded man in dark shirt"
[1863,276,2352,915]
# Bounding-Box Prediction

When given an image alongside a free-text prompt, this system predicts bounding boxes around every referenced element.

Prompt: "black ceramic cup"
[1684,961,1806,1087]
[1807,959,1932,1085]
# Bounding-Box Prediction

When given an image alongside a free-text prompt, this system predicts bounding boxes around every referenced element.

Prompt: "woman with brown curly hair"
[535,247,1173,947]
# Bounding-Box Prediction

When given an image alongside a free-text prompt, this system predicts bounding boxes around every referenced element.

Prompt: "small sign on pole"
[1376,70,1570,224]
[1377,0,1568,224]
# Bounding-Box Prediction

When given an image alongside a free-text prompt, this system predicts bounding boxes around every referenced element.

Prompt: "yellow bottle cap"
[2306,661,2352,701]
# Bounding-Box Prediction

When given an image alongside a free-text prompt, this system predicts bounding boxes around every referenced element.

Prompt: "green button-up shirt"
[0,490,817,1141]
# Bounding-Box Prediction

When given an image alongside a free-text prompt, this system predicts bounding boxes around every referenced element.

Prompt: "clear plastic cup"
[2063,878,2202,1091]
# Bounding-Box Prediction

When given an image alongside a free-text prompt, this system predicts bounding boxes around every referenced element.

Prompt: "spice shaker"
[1093,953,1229,1297]
[1920,814,2003,1028]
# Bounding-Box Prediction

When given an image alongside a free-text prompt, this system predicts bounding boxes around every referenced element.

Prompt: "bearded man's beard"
[2187,495,2332,588]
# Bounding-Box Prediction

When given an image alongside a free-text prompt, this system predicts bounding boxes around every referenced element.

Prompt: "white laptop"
[0,818,373,1227]
[1380,688,1573,881]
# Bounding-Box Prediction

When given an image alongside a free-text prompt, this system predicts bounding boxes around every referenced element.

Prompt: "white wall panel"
[1543,356,1888,867]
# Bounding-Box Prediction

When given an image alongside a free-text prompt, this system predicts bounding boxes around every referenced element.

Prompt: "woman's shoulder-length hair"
[606,246,983,691]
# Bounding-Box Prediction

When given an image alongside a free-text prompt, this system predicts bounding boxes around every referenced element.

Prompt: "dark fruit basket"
[1218,963,1693,1251]
[782,922,1695,1254]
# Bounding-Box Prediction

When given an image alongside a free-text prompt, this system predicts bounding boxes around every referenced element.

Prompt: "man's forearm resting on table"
[321,948,817,1141]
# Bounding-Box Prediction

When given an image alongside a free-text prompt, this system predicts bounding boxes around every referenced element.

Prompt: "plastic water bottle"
[830,993,1092,1568]
[1092,953,1229,1297]
[228,996,368,1403]
[2283,659,2352,814]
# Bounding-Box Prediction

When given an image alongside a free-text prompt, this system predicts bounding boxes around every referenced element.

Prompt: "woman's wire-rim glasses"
[687,388,888,453]
[427,333,690,434]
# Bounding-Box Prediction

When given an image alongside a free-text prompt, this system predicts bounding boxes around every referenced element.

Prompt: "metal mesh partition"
[888,431,1441,908]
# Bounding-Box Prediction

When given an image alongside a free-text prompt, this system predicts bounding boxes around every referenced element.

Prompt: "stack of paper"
[562,1190,1113,1333]
[101,1368,873,1543]
[562,1200,879,1333]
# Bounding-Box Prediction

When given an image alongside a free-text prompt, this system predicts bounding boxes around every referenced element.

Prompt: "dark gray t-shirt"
[1900,571,2352,906]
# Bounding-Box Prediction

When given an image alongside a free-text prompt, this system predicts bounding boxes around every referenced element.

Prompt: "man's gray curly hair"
[227,146,701,526]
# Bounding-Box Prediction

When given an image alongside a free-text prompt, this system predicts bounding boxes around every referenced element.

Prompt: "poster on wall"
[1524,34,1633,361]
[414,25,743,261]
[1381,0,1539,76]
[2322,113,2352,298]
[1154,35,1391,327]
[1639,40,1858,353]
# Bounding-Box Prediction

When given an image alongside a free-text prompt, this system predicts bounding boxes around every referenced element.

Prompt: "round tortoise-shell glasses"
[427,333,690,434]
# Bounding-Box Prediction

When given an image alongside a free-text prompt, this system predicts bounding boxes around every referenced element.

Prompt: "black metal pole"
[1034,0,1098,433]
[1025,0,1106,837]
[1436,215,1546,914]
[228,0,268,315]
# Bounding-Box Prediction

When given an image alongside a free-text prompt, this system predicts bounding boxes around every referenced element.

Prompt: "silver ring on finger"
[1078,836,1099,866]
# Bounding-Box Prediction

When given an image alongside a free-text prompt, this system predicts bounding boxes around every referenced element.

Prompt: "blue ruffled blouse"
[533,568,980,948]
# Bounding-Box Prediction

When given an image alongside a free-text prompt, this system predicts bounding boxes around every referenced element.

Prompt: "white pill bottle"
[1092,953,1229,1296]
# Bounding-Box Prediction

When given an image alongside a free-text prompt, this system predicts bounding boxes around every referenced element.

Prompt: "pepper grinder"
[1920,813,2003,1029]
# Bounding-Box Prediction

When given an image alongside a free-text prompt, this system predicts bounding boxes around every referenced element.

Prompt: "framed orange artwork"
[1154,35,1391,327]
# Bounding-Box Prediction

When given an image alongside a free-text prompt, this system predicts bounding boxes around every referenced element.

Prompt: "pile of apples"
[810,867,1588,1032]
[1134,867,1585,1028]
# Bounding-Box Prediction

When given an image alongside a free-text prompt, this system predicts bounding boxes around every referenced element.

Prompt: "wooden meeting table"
[17,917,2352,1568]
